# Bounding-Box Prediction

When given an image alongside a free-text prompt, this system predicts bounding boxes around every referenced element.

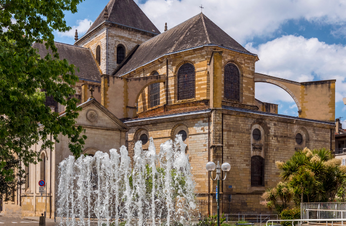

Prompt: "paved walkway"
[0,214,59,226]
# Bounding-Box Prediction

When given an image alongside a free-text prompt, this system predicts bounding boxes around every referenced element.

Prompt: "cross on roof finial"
[89,86,94,98]
[200,4,204,12]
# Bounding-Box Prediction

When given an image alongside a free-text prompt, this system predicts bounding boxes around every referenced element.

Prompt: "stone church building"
[2,0,336,219]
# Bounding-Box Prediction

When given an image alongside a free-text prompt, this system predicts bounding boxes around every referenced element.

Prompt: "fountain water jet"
[57,135,197,226]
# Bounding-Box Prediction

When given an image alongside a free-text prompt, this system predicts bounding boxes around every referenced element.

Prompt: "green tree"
[0,0,86,198]
[261,148,346,214]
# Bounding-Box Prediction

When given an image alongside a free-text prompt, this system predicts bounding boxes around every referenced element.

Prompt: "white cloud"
[247,35,346,103]
[139,0,346,44]
[58,19,92,38]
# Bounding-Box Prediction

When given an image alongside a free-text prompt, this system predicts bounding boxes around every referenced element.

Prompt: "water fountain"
[57,135,197,226]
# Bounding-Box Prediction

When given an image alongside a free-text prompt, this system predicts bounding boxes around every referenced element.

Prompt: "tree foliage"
[261,148,346,213]
[0,0,86,198]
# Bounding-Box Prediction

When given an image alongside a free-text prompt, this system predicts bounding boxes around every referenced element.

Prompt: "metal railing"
[266,218,346,226]
[335,148,346,155]
[224,213,278,225]
[301,203,346,220]
[305,209,346,220]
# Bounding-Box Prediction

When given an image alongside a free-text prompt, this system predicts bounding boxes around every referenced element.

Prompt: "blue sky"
[54,0,346,125]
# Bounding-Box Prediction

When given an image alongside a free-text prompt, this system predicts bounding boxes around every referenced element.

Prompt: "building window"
[178,63,195,100]
[40,153,45,181]
[140,134,148,145]
[151,71,159,76]
[96,45,101,65]
[25,165,29,189]
[251,156,264,186]
[224,63,240,101]
[296,133,303,145]
[149,83,160,108]
[253,128,261,141]
[117,44,125,64]
[178,130,187,141]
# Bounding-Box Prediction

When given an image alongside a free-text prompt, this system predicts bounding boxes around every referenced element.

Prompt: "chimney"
[164,22,167,32]
[74,29,78,42]
[104,6,109,19]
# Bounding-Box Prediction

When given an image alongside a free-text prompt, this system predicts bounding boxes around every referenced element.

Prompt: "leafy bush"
[195,214,226,226]
[280,207,300,226]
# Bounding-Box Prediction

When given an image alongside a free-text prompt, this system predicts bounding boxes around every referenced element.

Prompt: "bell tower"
[74,0,160,75]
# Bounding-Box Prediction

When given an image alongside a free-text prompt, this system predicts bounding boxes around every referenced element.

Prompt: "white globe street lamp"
[206,161,231,226]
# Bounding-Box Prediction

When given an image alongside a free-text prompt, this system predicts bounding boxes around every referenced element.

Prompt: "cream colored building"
[2,0,336,218]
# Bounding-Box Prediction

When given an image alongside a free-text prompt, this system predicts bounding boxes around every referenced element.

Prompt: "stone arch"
[254,79,302,112]
[125,75,166,117]
[171,123,189,153]
[83,147,99,156]
[134,128,150,150]
[135,80,165,106]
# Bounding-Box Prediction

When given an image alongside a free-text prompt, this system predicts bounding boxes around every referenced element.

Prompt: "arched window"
[252,129,261,141]
[140,134,148,145]
[117,44,125,64]
[178,63,195,100]
[296,133,303,145]
[96,45,101,65]
[224,63,240,101]
[178,130,187,141]
[151,71,159,76]
[40,153,45,181]
[149,83,160,108]
[25,165,29,189]
[251,156,264,186]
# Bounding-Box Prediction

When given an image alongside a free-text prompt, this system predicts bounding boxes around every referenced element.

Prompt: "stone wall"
[217,109,334,214]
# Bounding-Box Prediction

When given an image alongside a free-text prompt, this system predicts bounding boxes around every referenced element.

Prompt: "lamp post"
[206,161,231,226]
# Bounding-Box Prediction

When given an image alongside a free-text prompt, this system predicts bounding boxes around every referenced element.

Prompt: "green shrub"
[280,207,300,226]
[195,214,226,226]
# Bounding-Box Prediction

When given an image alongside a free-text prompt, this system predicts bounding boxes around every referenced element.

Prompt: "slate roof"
[33,42,101,82]
[87,0,160,35]
[114,13,255,77]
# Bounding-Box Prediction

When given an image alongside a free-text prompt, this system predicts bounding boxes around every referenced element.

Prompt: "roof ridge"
[54,41,89,49]
[86,0,160,35]
[200,13,211,44]
[168,14,201,53]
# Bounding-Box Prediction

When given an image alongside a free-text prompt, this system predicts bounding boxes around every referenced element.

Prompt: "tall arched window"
[96,45,101,65]
[117,44,125,64]
[178,63,195,100]
[251,156,264,186]
[40,153,45,181]
[149,83,160,108]
[224,63,240,101]
[25,165,29,189]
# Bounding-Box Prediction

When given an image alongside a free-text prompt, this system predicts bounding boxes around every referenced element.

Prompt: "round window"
[178,130,187,141]
[296,133,303,145]
[140,134,148,145]
[253,129,261,141]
